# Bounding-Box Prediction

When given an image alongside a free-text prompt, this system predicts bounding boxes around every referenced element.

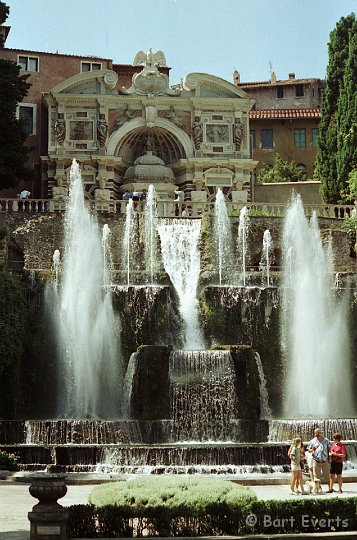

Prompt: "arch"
[107,117,194,161]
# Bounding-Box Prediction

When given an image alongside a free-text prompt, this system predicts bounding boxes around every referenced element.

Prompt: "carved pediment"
[183,73,249,99]
[49,70,118,95]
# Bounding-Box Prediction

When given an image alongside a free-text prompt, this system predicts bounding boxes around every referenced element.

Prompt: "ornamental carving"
[97,115,108,147]
[192,118,203,149]
[54,114,65,146]
[120,48,180,97]
[233,119,244,151]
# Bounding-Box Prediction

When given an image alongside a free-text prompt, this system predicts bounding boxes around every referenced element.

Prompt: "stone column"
[28,473,68,540]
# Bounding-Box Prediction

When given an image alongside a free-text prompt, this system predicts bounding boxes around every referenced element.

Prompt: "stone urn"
[29,473,67,511]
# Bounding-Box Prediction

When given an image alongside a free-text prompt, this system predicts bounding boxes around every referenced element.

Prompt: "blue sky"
[5,0,356,84]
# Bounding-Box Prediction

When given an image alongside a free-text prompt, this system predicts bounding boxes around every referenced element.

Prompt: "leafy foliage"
[67,493,357,537]
[0,272,26,416]
[346,167,357,200]
[315,13,357,202]
[258,154,305,183]
[89,477,256,509]
[0,2,32,189]
[0,450,19,471]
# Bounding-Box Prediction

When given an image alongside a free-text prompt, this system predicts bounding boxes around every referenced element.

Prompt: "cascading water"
[213,188,234,286]
[54,160,122,418]
[157,218,204,349]
[254,352,272,419]
[144,185,158,284]
[169,350,238,441]
[259,230,274,287]
[237,206,250,286]
[282,195,354,418]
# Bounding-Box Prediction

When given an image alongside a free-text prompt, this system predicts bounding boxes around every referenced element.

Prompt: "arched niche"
[107,117,194,163]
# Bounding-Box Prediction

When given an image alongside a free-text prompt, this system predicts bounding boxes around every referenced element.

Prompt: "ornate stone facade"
[42,49,257,206]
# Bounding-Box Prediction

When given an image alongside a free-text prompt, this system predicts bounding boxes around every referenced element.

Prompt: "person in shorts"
[328,432,346,493]
[289,437,304,494]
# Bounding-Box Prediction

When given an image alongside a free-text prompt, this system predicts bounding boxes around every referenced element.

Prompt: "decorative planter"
[29,473,67,511]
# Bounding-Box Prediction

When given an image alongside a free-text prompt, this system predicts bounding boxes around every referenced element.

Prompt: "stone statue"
[113,108,135,131]
[192,118,203,150]
[133,48,167,67]
[165,106,184,129]
[233,119,244,151]
[52,175,68,200]
[54,114,65,146]
[97,115,108,147]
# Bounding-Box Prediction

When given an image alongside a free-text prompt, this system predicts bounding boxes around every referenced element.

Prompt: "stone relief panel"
[200,113,235,154]
[69,121,93,141]
[205,124,229,143]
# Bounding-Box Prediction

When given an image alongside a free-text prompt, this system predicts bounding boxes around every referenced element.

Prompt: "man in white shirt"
[19,189,31,200]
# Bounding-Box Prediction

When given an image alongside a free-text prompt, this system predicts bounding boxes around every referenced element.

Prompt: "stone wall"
[254,181,323,205]
[1,211,355,274]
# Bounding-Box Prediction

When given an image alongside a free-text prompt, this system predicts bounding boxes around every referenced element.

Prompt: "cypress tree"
[315,13,357,203]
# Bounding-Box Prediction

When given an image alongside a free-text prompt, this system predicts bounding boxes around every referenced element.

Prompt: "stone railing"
[0,197,356,219]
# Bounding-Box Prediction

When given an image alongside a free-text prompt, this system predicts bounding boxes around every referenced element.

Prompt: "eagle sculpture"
[133,48,167,68]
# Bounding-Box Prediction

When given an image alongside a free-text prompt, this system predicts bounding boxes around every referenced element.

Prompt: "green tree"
[257,153,305,183]
[0,1,32,189]
[0,0,9,47]
[315,13,357,203]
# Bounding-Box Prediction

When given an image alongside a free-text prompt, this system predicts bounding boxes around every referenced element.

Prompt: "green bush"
[0,450,19,471]
[89,477,256,510]
[341,214,357,237]
[67,488,357,537]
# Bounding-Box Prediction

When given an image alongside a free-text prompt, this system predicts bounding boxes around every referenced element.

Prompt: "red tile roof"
[249,108,321,119]
[2,47,112,61]
[238,78,322,88]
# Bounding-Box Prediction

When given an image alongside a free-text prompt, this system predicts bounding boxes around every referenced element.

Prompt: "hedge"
[66,478,357,537]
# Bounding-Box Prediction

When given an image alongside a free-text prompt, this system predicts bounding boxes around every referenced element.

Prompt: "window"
[312,128,319,147]
[250,130,256,149]
[17,104,36,136]
[18,55,38,72]
[261,129,273,149]
[295,84,304,97]
[276,86,284,99]
[294,128,306,147]
[81,61,102,72]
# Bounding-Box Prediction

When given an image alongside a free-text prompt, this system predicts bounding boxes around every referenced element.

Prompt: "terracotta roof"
[2,47,112,61]
[238,78,322,88]
[249,108,321,119]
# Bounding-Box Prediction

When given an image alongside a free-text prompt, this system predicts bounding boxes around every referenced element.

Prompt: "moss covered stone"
[130,345,171,421]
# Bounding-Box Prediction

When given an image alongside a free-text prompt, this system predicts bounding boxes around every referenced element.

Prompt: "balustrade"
[0,197,355,219]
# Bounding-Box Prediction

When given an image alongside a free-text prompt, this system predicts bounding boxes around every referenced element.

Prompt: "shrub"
[66,479,357,537]
[0,450,19,471]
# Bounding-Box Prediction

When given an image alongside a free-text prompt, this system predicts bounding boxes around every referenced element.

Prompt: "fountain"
[237,206,250,286]
[122,198,136,286]
[259,230,274,287]
[51,160,123,418]
[52,249,61,283]
[213,188,234,286]
[144,185,159,285]
[157,218,204,349]
[282,195,354,418]
[1,183,356,476]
